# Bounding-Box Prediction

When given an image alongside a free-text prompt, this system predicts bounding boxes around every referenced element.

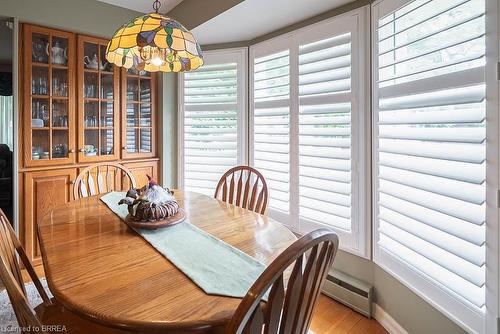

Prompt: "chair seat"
[35,298,131,334]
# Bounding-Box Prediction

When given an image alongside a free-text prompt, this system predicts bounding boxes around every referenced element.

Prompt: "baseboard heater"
[322,270,374,318]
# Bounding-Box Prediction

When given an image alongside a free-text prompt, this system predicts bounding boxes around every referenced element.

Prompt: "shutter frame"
[372,0,488,332]
[179,49,247,196]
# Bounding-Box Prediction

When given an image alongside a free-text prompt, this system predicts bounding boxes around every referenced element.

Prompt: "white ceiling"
[192,0,356,45]
[97,0,184,14]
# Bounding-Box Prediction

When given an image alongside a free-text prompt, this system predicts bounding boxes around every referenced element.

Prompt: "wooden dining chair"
[225,228,339,334]
[0,209,132,334]
[0,208,50,332]
[73,162,137,200]
[214,166,269,214]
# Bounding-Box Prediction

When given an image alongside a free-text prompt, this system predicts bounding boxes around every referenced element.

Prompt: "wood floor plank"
[310,294,388,334]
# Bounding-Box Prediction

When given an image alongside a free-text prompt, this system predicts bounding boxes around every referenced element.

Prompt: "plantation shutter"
[373,0,486,331]
[180,50,246,196]
[298,32,353,232]
[250,8,368,254]
[252,50,291,213]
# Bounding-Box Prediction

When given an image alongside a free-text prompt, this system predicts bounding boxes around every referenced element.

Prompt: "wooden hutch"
[19,24,160,265]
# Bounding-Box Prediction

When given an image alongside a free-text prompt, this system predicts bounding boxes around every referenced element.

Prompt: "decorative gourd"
[118,175,180,221]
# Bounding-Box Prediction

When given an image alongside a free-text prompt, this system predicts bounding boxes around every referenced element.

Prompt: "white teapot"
[84,54,108,70]
[51,41,67,65]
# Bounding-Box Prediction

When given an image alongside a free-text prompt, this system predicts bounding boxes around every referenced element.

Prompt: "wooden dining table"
[37,190,297,333]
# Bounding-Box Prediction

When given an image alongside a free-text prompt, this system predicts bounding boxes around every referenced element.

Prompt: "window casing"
[178,49,247,196]
[372,0,489,332]
[250,7,369,256]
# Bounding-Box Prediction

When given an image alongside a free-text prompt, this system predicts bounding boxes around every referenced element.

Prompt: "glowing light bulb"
[151,56,164,66]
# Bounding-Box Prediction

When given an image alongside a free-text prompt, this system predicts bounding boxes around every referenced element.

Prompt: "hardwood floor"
[310,294,388,334]
[4,268,388,334]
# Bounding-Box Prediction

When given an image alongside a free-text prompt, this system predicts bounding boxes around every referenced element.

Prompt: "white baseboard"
[373,303,409,334]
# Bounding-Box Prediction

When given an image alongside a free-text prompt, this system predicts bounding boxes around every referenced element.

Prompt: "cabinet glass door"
[77,36,119,162]
[25,26,75,166]
[122,69,156,158]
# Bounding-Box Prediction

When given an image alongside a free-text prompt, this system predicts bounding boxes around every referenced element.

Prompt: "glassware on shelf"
[31,100,49,127]
[32,34,49,63]
[84,101,98,127]
[32,68,49,95]
[101,74,114,99]
[84,115,98,127]
[32,130,50,159]
[52,69,68,97]
[52,101,69,127]
[84,72,98,98]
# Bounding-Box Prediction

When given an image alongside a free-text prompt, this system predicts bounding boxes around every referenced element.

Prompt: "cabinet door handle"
[69,180,75,185]
[79,148,85,153]
[122,146,127,150]
[69,149,75,153]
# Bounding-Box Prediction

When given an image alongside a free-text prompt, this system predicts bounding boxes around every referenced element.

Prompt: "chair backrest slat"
[215,166,269,214]
[300,243,335,333]
[248,179,259,213]
[106,165,112,192]
[97,166,106,193]
[263,275,285,334]
[73,162,137,200]
[235,170,243,207]
[79,178,88,198]
[0,209,49,333]
[279,255,304,334]
[228,173,235,204]
[225,229,339,334]
[241,171,251,210]
[88,170,96,196]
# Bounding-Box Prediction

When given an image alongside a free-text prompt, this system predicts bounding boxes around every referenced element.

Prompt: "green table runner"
[100,191,266,299]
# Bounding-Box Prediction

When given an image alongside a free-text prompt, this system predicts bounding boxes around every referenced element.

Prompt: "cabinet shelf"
[32,62,49,68]
[84,68,113,75]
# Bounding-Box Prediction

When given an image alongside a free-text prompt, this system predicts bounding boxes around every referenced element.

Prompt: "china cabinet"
[23,25,75,167]
[19,24,159,263]
[77,35,120,162]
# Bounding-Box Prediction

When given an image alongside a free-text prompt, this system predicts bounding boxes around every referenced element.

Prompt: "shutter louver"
[183,62,240,196]
[253,50,290,212]
[298,33,353,231]
[375,0,486,313]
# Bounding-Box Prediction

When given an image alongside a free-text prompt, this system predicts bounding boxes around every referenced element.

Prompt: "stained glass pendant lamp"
[106,0,203,72]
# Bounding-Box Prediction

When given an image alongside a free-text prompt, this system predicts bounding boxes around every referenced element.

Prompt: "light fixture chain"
[153,0,161,13]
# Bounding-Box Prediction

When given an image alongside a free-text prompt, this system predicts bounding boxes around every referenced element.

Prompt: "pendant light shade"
[106,1,203,73]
